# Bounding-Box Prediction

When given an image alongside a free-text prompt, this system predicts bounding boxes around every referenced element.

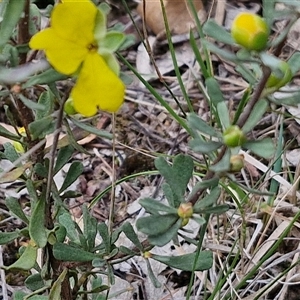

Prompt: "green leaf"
[145,258,161,288]
[58,213,80,244]
[83,205,97,251]
[23,68,67,88]
[271,91,300,106]
[203,20,235,45]
[6,196,29,224]
[99,31,126,54]
[151,250,213,271]
[94,8,107,40]
[25,273,46,291]
[202,40,239,62]
[209,149,230,173]
[139,198,177,214]
[54,145,74,174]
[155,154,193,206]
[242,99,268,133]
[70,117,112,140]
[244,138,275,159]
[29,116,55,140]
[136,214,178,236]
[4,242,38,271]
[205,77,230,129]
[53,243,96,262]
[198,204,229,214]
[0,231,20,244]
[0,0,26,49]
[58,161,83,193]
[162,183,175,208]
[29,3,41,35]
[193,187,221,212]
[189,137,222,154]
[97,223,110,254]
[29,198,47,248]
[148,218,182,246]
[121,222,143,251]
[18,94,46,111]
[187,113,220,138]
[288,52,300,75]
[49,269,67,300]
[3,142,20,163]
[36,89,54,120]
[0,123,19,141]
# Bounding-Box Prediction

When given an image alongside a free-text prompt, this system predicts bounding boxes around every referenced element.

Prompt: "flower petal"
[29,28,88,74]
[51,1,97,48]
[72,53,125,116]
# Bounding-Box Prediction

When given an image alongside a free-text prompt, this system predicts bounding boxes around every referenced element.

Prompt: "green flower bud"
[266,61,292,89]
[64,98,77,115]
[230,154,245,173]
[177,203,193,219]
[223,125,246,147]
[231,12,269,51]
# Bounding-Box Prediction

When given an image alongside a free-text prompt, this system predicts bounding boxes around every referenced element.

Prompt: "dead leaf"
[137,0,206,36]
[0,162,32,184]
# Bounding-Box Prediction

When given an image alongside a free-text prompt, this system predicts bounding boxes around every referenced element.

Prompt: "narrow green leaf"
[0,123,19,141]
[29,116,55,140]
[162,183,176,208]
[4,243,38,271]
[193,187,221,212]
[53,243,96,262]
[0,0,26,48]
[83,205,97,251]
[6,196,29,224]
[58,213,80,244]
[121,222,143,251]
[18,94,46,111]
[70,117,112,140]
[98,223,110,254]
[155,154,193,202]
[242,99,268,133]
[23,68,67,88]
[244,138,275,159]
[54,145,74,174]
[288,52,300,75]
[209,149,230,173]
[36,89,54,120]
[151,250,213,271]
[58,161,83,193]
[49,269,67,300]
[139,198,177,214]
[189,137,222,153]
[136,214,178,236]
[203,19,235,45]
[187,113,220,138]
[29,198,47,248]
[145,258,161,288]
[148,218,182,246]
[0,231,20,244]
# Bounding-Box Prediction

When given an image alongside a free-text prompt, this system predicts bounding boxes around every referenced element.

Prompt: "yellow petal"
[72,53,125,116]
[29,28,88,74]
[51,1,97,48]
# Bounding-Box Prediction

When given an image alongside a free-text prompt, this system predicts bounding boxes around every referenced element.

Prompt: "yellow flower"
[231,12,269,51]
[29,0,125,116]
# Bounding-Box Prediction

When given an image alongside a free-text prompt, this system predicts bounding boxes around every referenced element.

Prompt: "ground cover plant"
[0,0,300,299]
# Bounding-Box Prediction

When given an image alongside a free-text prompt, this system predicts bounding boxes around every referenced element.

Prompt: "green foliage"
[0,0,298,298]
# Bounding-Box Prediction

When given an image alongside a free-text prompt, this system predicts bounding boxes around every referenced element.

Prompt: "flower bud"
[230,154,245,173]
[177,203,193,219]
[231,12,269,51]
[266,61,292,89]
[64,98,77,115]
[223,125,246,147]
